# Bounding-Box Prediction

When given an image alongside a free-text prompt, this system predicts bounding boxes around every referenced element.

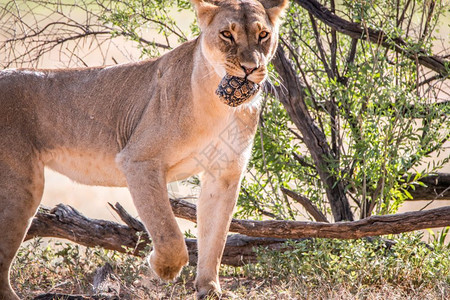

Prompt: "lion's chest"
[166,142,234,183]
[166,114,256,182]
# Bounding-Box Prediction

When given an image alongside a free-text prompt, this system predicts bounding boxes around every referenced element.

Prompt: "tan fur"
[0,0,288,298]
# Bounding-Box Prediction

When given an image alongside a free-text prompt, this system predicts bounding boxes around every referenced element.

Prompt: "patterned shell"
[215,74,260,107]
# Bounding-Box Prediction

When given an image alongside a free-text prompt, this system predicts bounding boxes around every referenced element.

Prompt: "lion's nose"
[241,64,258,76]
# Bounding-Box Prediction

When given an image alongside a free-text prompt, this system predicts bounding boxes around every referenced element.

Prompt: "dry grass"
[11,232,450,300]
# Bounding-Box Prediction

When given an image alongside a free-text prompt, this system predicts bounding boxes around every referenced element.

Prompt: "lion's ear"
[191,0,219,29]
[259,0,289,23]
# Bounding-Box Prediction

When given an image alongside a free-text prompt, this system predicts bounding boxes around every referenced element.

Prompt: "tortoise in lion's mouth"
[216,74,260,107]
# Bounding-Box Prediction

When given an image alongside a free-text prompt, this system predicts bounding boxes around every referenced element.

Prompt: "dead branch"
[166,198,450,239]
[0,0,172,68]
[27,205,141,253]
[26,204,291,266]
[27,201,450,266]
[228,205,450,239]
[280,187,328,222]
[406,173,450,200]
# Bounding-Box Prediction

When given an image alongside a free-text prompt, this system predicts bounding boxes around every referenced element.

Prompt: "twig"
[293,0,450,76]
[281,187,328,222]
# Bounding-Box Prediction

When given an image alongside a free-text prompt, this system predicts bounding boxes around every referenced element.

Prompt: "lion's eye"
[259,31,269,41]
[220,31,233,41]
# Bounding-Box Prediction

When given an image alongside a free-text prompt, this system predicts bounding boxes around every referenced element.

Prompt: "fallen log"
[167,198,450,238]
[228,206,450,239]
[26,205,140,254]
[107,201,289,265]
[26,201,450,266]
[26,204,291,266]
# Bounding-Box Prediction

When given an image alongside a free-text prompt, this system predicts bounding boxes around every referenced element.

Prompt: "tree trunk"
[272,46,354,222]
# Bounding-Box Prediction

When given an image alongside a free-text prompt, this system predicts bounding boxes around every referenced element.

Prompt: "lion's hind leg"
[0,149,44,300]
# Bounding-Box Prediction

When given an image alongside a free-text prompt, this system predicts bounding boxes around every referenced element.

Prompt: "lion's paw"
[148,249,189,281]
[195,280,222,300]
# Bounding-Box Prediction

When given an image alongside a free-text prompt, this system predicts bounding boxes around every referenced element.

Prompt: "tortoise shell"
[215,74,260,107]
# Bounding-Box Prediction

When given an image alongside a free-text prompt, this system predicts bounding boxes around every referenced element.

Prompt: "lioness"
[0,0,288,298]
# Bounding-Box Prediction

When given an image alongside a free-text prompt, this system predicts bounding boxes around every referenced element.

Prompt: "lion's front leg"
[118,157,189,281]
[195,169,243,299]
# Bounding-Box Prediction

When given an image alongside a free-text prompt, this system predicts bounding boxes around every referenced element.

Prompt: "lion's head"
[192,0,288,85]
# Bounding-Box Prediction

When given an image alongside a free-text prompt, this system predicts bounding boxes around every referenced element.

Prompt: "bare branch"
[0,0,172,68]
[281,187,328,222]
[308,13,332,78]
[293,0,450,76]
